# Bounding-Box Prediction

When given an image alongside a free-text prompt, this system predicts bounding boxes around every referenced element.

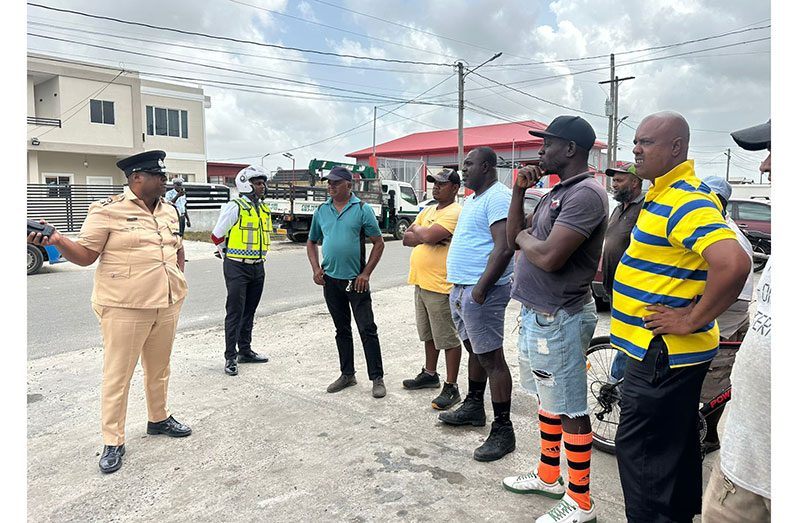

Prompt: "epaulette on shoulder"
[100,194,126,206]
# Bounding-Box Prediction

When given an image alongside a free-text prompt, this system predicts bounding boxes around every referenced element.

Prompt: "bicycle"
[586,336,738,458]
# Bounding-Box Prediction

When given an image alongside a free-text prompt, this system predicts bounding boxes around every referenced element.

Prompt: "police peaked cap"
[117,150,168,177]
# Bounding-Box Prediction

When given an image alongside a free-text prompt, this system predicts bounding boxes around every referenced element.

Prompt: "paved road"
[27,239,414,360]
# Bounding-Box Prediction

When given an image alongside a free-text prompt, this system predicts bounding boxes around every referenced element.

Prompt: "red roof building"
[207,161,249,187]
[347,119,609,189]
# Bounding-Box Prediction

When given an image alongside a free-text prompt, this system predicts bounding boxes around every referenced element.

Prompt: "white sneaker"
[502,471,565,499]
[535,493,596,523]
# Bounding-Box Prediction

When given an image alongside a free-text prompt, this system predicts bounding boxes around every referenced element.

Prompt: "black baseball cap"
[731,119,770,151]
[116,150,167,177]
[529,115,596,151]
[322,166,353,181]
[426,169,461,185]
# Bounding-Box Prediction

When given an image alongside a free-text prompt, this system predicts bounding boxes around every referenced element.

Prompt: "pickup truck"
[267,177,421,242]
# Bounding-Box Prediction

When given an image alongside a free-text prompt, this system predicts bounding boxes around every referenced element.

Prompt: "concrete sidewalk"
[27,284,715,522]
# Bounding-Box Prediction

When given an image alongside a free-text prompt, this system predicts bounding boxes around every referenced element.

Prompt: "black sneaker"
[438,396,486,426]
[474,420,516,462]
[432,383,462,410]
[402,368,441,390]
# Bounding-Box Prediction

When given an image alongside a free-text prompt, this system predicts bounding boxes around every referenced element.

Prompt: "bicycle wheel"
[586,336,623,455]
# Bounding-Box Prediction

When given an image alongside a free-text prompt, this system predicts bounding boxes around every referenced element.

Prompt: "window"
[180,110,188,139]
[44,174,72,198]
[90,99,114,124]
[400,186,418,205]
[146,105,189,138]
[736,202,771,222]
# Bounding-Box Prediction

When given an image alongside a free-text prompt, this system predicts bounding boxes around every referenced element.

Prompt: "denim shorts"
[517,300,598,417]
[449,283,511,354]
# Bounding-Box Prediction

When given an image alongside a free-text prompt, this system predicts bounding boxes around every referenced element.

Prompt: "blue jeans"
[517,300,598,417]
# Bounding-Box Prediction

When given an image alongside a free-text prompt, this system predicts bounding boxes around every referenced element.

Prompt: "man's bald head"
[632,111,691,180]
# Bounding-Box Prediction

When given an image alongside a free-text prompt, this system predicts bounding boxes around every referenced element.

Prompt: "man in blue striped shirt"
[439,147,516,462]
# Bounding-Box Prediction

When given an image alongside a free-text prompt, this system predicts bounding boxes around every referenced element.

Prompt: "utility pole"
[457,52,502,171]
[599,55,634,188]
[725,148,731,181]
[372,106,377,158]
[457,61,464,172]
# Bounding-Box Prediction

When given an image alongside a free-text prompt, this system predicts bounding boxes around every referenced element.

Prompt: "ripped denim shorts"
[517,301,598,417]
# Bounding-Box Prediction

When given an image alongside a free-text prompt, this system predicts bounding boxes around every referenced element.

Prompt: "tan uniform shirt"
[77,186,188,308]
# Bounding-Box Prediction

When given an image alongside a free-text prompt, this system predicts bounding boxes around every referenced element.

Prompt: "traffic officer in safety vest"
[211,165,273,376]
[27,149,192,475]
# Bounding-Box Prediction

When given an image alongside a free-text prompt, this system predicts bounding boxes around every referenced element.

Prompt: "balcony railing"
[27,116,61,127]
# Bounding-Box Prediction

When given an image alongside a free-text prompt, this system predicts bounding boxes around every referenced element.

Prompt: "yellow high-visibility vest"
[226,198,272,260]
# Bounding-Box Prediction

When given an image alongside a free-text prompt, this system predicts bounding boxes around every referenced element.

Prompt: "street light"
[260,152,270,166]
[282,152,295,172]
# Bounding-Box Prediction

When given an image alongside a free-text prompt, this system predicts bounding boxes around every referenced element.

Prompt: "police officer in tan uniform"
[28,150,192,474]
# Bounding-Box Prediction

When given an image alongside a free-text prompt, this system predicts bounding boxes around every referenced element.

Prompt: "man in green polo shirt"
[306,166,387,398]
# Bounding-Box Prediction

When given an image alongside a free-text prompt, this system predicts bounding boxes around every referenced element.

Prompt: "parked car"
[524,187,551,215]
[728,198,771,235]
[27,243,65,275]
[419,198,438,208]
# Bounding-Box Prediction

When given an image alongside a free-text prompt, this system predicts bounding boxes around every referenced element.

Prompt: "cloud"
[26,0,770,180]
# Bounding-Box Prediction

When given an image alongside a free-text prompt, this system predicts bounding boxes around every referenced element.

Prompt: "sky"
[25,0,771,180]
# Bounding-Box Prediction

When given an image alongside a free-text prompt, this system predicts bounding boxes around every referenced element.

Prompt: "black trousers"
[322,275,383,380]
[178,215,186,236]
[223,258,265,360]
[616,336,710,523]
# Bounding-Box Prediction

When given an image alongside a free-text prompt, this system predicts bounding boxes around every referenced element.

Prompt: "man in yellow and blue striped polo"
[611,112,750,523]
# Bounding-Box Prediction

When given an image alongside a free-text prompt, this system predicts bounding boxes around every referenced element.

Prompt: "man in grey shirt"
[702,119,771,522]
[502,116,608,523]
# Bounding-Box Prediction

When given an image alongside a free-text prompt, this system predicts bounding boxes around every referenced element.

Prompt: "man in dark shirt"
[601,162,644,381]
[601,162,644,298]
[502,116,608,523]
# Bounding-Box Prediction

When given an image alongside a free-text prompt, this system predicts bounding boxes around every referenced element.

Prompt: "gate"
[27,183,230,233]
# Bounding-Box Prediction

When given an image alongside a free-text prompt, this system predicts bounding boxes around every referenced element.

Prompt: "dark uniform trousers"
[616,335,711,523]
[223,258,265,360]
[322,275,383,380]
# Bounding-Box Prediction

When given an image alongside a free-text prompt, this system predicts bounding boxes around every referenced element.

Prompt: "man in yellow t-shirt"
[402,169,463,410]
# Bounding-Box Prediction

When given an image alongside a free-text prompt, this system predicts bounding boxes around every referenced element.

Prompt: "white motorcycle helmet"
[235,165,271,194]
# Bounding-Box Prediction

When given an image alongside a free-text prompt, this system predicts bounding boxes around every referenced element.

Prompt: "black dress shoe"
[225,358,238,375]
[237,351,269,363]
[99,444,125,474]
[146,415,192,437]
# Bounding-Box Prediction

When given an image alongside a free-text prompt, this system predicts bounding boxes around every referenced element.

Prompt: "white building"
[27,53,211,186]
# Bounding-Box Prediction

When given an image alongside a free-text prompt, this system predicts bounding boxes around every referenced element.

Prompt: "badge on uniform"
[550,198,561,210]
[126,217,138,221]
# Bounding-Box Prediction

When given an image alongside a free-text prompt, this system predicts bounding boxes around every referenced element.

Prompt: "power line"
[27,18,453,76]
[28,27,423,96]
[482,23,770,68]
[213,72,458,161]
[28,34,456,106]
[228,0,457,61]
[469,70,605,118]
[308,0,514,60]
[418,36,770,103]
[27,3,454,67]
[29,69,127,139]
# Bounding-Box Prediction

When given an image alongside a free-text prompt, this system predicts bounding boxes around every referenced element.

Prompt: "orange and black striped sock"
[536,408,562,484]
[563,430,592,511]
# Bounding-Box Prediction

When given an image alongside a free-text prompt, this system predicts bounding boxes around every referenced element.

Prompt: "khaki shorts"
[414,286,460,350]
[702,465,771,522]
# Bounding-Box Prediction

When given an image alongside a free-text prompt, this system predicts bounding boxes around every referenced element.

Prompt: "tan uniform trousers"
[92,299,184,446]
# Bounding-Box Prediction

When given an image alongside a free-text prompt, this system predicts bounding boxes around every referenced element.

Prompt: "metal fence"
[27,183,230,232]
